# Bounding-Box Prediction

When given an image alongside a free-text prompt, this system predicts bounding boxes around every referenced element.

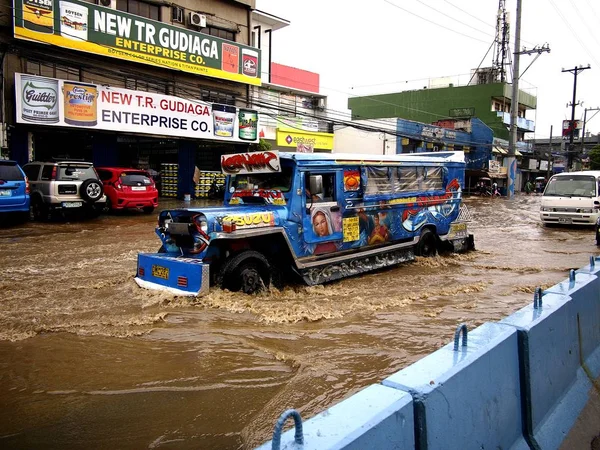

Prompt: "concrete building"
[3,0,324,197]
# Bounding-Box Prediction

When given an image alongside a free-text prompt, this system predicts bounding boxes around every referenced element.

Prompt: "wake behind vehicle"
[540,171,600,226]
[0,160,30,223]
[135,151,475,296]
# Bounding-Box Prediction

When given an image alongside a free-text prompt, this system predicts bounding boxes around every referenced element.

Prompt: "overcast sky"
[256,0,600,140]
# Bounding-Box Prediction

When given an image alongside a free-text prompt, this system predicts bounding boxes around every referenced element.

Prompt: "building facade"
[2,0,264,197]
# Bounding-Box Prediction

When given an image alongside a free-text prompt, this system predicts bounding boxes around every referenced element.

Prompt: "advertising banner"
[276,129,334,151]
[15,73,259,143]
[13,0,261,86]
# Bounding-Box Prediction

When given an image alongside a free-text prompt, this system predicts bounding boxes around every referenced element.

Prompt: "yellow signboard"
[343,216,360,242]
[276,129,334,151]
[13,0,262,86]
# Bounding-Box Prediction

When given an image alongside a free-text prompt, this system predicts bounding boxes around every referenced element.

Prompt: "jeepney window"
[231,165,293,192]
[422,167,443,191]
[394,167,420,192]
[305,172,336,202]
[365,167,393,195]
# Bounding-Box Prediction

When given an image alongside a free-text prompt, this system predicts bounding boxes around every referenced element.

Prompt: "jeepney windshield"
[544,175,597,198]
[230,164,294,193]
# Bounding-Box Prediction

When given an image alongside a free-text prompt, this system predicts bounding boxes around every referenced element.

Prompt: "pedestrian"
[525,180,533,195]
[535,180,542,194]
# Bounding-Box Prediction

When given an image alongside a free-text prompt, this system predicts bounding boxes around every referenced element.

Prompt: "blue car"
[0,160,30,223]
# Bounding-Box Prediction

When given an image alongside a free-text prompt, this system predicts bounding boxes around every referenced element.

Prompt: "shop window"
[365,167,392,196]
[203,26,235,42]
[201,90,236,106]
[25,60,80,81]
[125,78,167,94]
[116,0,159,21]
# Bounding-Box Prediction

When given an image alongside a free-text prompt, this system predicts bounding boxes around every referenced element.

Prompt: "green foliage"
[589,145,600,170]
[249,138,272,153]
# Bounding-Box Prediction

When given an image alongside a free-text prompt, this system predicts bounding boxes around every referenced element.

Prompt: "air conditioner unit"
[97,0,116,9]
[189,12,206,28]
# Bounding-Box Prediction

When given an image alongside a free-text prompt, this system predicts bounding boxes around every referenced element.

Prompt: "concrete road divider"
[255,384,414,450]
[381,322,527,450]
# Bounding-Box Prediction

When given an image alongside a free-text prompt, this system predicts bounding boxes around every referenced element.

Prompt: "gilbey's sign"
[14,0,261,86]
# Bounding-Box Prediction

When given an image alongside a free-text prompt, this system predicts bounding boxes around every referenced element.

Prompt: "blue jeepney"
[135,150,474,296]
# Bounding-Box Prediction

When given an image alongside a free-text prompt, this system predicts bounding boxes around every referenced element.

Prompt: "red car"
[96,167,158,214]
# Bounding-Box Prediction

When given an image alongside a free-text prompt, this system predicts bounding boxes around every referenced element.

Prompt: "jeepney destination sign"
[14,0,261,86]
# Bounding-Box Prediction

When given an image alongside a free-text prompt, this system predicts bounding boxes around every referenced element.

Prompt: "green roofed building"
[347,75,537,143]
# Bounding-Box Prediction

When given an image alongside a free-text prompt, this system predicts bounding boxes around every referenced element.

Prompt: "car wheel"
[31,197,48,221]
[415,228,438,257]
[103,197,112,213]
[143,206,155,214]
[219,250,270,294]
[80,179,104,203]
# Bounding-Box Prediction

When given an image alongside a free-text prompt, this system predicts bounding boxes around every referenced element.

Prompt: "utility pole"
[562,65,590,171]
[580,107,600,155]
[547,125,552,181]
[506,0,522,199]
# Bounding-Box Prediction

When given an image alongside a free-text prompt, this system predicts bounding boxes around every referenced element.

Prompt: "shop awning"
[492,146,507,155]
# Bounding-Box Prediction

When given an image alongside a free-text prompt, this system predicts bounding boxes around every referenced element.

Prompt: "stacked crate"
[195,170,226,198]
[160,163,178,198]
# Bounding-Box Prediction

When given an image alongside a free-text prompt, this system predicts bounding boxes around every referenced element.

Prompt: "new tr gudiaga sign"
[14,0,261,86]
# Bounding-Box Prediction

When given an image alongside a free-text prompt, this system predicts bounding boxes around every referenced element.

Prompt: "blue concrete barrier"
[382,322,527,450]
[255,384,414,450]
[500,291,577,449]
[256,258,600,450]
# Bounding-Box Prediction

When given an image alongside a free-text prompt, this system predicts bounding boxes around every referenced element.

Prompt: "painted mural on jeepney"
[137,151,471,296]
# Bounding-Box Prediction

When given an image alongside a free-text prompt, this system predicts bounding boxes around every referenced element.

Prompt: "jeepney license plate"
[558,217,572,224]
[0,189,10,196]
[448,222,468,239]
[62,201,82,208]
[152,265,169,279]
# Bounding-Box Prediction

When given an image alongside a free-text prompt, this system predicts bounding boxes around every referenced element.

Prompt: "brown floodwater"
[0,195,597,449]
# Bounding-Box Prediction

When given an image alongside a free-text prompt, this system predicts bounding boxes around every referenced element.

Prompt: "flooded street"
[0,195,597,449]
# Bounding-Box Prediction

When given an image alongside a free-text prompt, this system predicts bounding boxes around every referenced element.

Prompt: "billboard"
[562,120,581,139]
[14,0,261,86]
[15,73,259,143]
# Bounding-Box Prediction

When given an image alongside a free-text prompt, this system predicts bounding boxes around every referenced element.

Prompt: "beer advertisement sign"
[15,73,259,143]
[14,0,261,86]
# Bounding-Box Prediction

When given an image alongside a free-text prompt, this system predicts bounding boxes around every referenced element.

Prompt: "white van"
[540,170,600,226]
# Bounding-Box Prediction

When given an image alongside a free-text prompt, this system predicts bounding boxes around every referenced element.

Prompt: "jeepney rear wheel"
[220,250,270,294]
[415,228,438,257]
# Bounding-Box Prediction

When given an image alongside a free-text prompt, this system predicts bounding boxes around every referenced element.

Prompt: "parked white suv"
[22,161,106,220]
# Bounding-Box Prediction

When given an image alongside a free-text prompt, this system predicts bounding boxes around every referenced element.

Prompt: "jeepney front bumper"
[134,253,210,296]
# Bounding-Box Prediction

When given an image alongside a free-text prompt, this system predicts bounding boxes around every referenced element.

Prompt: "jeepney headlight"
[199,219,208,233]
[541,206,549,212]
[579,208,593,213]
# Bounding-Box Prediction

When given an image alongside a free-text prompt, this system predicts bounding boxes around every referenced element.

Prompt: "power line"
[382,0,490,44]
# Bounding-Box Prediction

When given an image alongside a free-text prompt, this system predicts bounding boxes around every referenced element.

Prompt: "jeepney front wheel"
[415,228,438,257]
[220,250,271,294]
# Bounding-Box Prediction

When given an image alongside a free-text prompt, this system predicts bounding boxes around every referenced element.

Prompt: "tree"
[248,138,272,153]
[589,145,600,170]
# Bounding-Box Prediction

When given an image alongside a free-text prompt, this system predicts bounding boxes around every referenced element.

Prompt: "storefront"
[5,0,262,198]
